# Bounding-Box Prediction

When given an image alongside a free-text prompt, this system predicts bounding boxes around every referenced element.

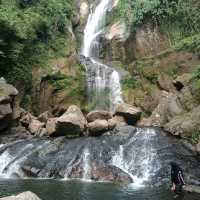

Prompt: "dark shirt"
[171,169,185,186]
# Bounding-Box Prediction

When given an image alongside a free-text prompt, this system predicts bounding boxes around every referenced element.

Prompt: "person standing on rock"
[170,162,186,198]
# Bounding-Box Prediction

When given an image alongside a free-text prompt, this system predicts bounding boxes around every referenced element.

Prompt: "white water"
[82,148,91,180]
[112,128,161,187]
[82,0,123,111]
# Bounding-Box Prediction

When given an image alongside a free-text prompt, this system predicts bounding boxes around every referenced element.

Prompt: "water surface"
[0,179,199,200]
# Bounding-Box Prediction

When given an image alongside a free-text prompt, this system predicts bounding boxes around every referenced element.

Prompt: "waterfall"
[0,127,199,185]
[82,148,91,180]
[82,0,123,111]
[111,128,161,187]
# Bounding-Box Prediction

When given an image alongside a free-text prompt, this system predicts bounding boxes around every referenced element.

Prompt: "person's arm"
[178,171,186,185]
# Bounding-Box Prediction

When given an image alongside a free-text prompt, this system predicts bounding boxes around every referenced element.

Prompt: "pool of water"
[0,179,199,200]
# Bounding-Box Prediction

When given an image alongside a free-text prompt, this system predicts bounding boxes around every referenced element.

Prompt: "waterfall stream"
[82,0,123,111]
[0,127,199,186]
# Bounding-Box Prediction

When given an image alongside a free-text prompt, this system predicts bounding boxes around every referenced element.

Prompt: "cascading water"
[82,0,123,111]
[82,148,91,180]
[111,128,161,187]
[0,127,199,186]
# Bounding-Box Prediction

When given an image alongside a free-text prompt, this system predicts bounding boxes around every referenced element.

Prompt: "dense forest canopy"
[0,0,72,87]
[117,0,200,42]
[1,0,200,87]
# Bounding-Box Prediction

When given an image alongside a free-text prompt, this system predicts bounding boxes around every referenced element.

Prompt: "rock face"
[0,191,41,200]
[86,110,112,122]
[0,78,18,131]
[115,103,142,125]
[0,127,199,185]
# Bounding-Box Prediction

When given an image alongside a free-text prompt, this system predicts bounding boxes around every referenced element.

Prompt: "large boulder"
[115,103,142,125]
[0,78,18,131]
[0,191,41,200]
[164,106,200,137]
[20,110,36,128]
[88,120,108,136]
[86,110,112,122]
[108,116,127,129]
[46,105,87,137]
[46,118,57,136]
[28,119,45,135]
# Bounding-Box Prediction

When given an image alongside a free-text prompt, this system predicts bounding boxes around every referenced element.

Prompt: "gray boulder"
[115,103,142,125]
[46,105,87,137]
[88,119,108,136]
[86,110,112,122]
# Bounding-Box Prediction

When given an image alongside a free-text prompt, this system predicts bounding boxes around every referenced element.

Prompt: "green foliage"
[117,0,200,43]
[190,131,200,144]
[122,76,137,90]
[0,0,73,87]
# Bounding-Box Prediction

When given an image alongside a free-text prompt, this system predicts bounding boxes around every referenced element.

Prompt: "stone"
[108,116,127,129]
[173,73,191,91]
[157,73,175,92]
[0,78,18,99]
[105,21,129,41]
[115,103,142,125]
[91,163,132,184]
[88,120,108,135]
[183,185,200,194]
[56,105,87,136]
[0,191,41,200]
[38,111,53,123]
[46,118,57,136]
[28,119,45,135]
[0,104,12,117]
[20,111,36,128]
[164,106,200,137]
[86,110,112,123]
[0,78,19,131]
[196,142,200,154]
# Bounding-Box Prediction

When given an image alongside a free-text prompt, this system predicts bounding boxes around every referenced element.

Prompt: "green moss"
[190,131,200,144]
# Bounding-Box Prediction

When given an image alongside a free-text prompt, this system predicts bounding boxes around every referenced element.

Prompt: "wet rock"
[88,120,108,136]
[115,103,142,125]
[91,163,133,184]
[108,116,127,129]
[0,191,41,200]
[183,185,200,194]
[86,110,112,122]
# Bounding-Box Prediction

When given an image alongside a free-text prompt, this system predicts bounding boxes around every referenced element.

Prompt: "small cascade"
[82,148,91,180]
[81,0,123,111]
[0,127,199,185]
[111,128,161,187]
